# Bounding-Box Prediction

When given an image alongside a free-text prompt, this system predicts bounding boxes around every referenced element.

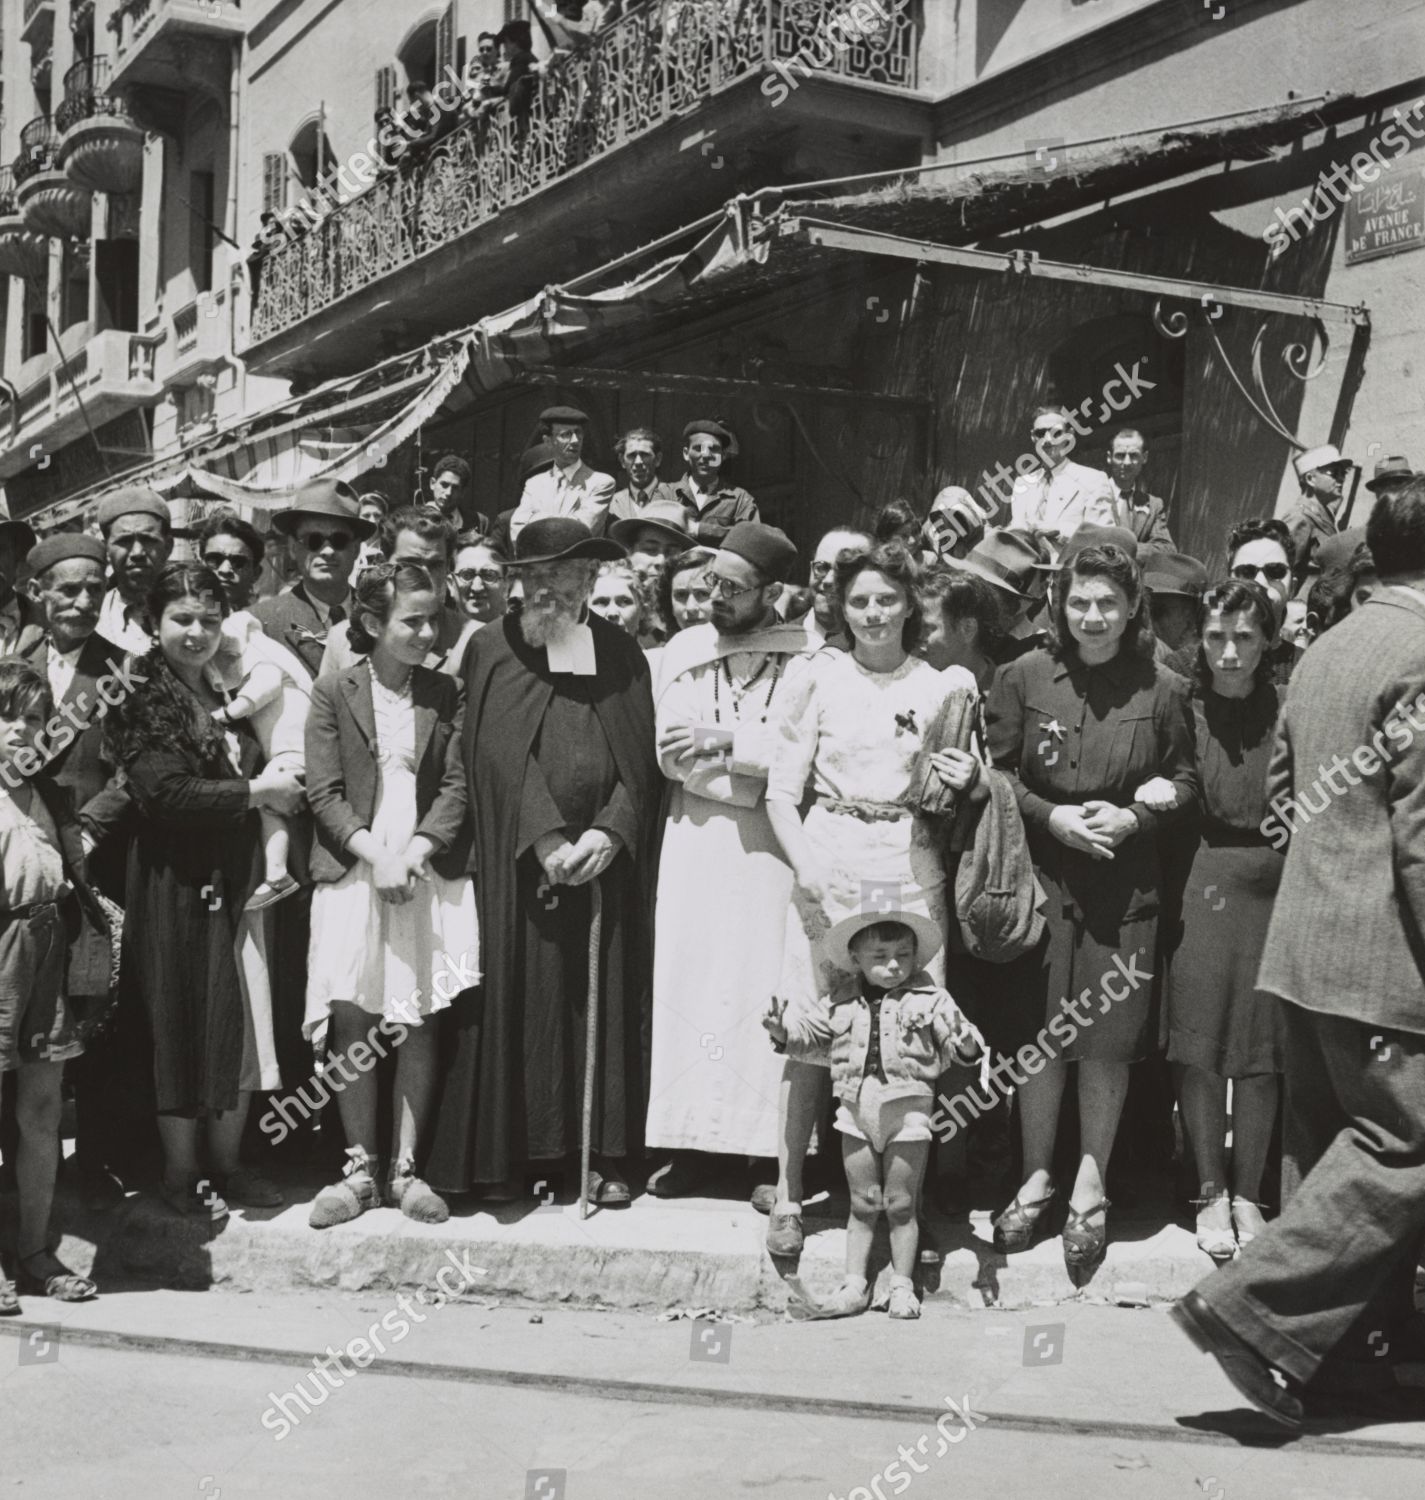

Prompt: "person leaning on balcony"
[608,428,679,524]
[479,21,538,126]
[509,406,617,541]
[96,488,174,655]
[672,420,760,548]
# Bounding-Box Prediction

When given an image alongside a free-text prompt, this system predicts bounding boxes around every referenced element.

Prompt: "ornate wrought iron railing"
[249,0,919,344]
[14,117,59,187]
[56,56,131,133]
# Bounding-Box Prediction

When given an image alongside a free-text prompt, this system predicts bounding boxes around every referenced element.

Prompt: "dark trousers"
[1196,1001,1425,1384]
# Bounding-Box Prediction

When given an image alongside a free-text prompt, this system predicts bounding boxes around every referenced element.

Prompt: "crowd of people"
[1,398,1422,1426]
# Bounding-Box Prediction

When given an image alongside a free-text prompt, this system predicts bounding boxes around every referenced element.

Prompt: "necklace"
[713,655,783,724]
[368,657,413,695]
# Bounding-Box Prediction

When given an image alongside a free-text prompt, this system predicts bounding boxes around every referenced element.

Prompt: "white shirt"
[46,641,84,703]
[97,590,152,654]
[1008,459,1119,549]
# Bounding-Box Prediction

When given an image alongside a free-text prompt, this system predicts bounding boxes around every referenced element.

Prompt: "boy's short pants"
[835,1079,933,1154]
[0,903,81,1071]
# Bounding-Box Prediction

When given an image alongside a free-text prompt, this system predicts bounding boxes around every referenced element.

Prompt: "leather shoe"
[1170,1290,1304,1429]
[766,1210,804,1257]
[749,1183,777,1215]
[645,1153,707,1199]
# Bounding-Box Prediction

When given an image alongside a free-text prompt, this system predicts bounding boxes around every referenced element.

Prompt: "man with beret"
[428,517,660,1208]
[20,530,140,1208]
[1105,429,1177,554]
[673,420,760,547]
[645,523,816,1201]
[509,407,617,542]
[94,487,174,653]
[249,478,375,677]
[0,518,42,655]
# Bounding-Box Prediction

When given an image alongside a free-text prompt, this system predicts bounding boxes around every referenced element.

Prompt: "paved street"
[4,1290,1424,1499]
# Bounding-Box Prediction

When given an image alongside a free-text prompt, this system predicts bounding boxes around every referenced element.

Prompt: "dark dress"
[120,731,262,1117]
[1165,680,1285,1076]
[985,647,1198,1062]
[427,613,660,1192]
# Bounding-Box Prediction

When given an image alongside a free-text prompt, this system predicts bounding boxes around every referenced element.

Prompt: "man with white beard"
[427,519,660,1208]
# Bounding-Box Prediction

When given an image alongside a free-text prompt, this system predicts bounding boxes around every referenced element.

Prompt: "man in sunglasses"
[250,478,376,676]
[1008,405,1118,560]
[1283,444,1356,583]
[1227,518,1299,683]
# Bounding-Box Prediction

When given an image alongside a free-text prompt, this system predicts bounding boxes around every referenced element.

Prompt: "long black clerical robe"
[428,612,659,1191]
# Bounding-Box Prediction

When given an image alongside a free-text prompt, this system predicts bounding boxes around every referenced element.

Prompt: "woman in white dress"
[303,562,478,1228]
[760,541,980,1254]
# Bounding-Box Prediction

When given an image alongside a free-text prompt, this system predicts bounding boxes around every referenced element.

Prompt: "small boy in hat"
[763,905,983,1320]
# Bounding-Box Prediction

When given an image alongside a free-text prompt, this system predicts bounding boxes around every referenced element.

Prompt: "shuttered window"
[375,64,396,114]
[262,152,286,213]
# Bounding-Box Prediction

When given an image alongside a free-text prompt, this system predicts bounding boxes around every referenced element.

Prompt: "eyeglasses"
[706,575,762,601]
[298,530,353,553]
[455,568,505,586]
[202,552,252,570]
[1032,425,1069,440]
[1231,562,1291,584]
[809,560,835,580]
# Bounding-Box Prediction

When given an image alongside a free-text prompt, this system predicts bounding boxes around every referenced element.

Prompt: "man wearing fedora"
[609,498,694,587]
[250,479,376,678]
[673,420,759,547]
[607,428,679,525]
[428,517,660,1208]
[95,487,175,654]
[645,522,817,1201]
[509,407,616,541]
[1282,444,1355,583]
[1143,552,1209,674]
[944,528,1051,665]
[1365,452,1415,504]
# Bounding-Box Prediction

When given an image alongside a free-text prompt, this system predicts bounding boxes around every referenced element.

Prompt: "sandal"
[887,1278,921,1320]
[17,1249,97,1303]
[1194,1190,1237,1263]
[388,1156,450,1224]
[1062,1197,1111,1271]
[310,1148,382,1230]
[0,1277,19,1316]
[992,1185,1056,1253]
[585,1166,631,1209]
[1231,1196,1269,1249]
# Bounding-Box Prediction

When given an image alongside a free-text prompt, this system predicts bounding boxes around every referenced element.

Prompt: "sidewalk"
[10,1170,1214,1313]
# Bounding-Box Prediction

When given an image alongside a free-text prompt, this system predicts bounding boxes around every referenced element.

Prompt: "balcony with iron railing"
[13,117,59,188]
[13,116,93,239]
[56,56,145,195]
[244,0,925,372]
[0,163,52,278]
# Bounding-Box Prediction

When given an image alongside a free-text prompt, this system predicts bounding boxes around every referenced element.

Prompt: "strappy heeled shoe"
[1062,1197,1111,1271]
[992,1184,1056,1253]
[1193,1191,1238,1264]
[1231,1196,1269,1249]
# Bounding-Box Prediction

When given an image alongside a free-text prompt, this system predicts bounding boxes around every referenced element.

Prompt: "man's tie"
[329,604,346,625]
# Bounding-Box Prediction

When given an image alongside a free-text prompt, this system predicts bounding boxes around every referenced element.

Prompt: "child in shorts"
[208,613,312,910]
[763,907,983,1320]
[0,659,103,1313]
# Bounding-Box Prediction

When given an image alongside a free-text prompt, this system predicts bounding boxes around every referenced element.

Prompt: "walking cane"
[579,876,604,1221]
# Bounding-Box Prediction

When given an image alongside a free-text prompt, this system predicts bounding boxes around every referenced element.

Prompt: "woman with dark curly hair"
[985,541,1198,1274]
[104,563,304,1222]
[761,541,983,1282]
[1157,579,1283,1262]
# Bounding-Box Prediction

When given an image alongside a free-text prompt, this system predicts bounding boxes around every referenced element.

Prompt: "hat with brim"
[520,440,558,480]
[271,478,374,540]
[609,499,694,552]
[946,529,1043,600]
[826,903,943,971]
[1142,551,1209,599]
[1039,523,1139,569]
[1293,443,1351,479]
[508,516,625,567]
[1366,454,1415,492]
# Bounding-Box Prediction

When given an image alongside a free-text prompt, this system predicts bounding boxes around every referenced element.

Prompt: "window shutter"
[437,4,456,76]
[504,0,527,22]
[375,64,396,114]
[262,152,286,213]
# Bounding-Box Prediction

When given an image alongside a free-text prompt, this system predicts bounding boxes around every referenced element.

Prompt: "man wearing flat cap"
[0,518,42,655]
[429,517,659,1209]
[250,478,375,677]
[645,522,816,1199]
[95,487,174,653]
[1282,444,1354,584]
[673,419,760,547]
[509,407,616,542]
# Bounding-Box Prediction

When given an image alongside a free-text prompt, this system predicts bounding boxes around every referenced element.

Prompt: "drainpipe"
[224,36,246,417]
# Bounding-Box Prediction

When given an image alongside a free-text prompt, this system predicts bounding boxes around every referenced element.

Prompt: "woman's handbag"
[900,687,979,819]
[953,767,1046,963]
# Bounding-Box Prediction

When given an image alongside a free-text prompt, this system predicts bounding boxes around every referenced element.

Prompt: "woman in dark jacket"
[985,542,1198,1274]
[105,563,304,1222]
[1161,579,1283,1261]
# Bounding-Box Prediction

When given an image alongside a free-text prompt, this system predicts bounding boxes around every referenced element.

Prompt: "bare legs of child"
[310,1002,447,1227]
[246,808,300,912]
[820,1136,928,1319]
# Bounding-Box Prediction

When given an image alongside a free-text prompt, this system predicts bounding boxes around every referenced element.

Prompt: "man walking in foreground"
[1171,476,1425,1428]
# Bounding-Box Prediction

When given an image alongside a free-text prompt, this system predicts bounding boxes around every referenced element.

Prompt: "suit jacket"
[19,631,133,865]
[305,663,470,883]
[671,477,759,546]
[1117,485,1176,552]
[510,462,617,538]
[250,581,350,677]
[607,480,680,525]
[1258,587,1425,1033]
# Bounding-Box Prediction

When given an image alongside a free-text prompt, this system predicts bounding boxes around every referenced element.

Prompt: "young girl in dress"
[304,562,478,1227]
